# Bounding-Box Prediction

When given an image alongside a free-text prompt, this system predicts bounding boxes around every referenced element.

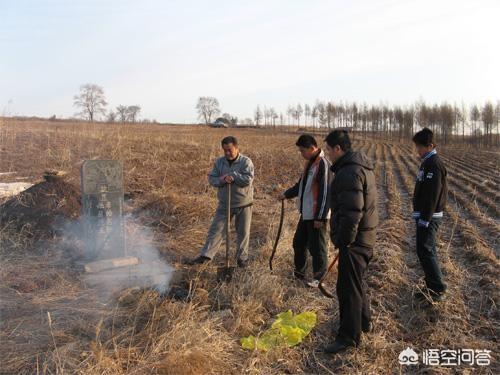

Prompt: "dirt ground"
[0,120,498,374]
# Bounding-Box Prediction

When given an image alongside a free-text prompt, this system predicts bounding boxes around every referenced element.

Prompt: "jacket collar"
[330,150,352,173]
[304,149,323,170]
[422,149,437,161]
[224,153,240,166]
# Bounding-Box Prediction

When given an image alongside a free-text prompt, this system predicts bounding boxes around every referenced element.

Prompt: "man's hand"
[224,175,234,184]
[314,220,323,229]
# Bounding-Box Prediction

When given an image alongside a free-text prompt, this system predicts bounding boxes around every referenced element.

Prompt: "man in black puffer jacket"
[323,129,378,354]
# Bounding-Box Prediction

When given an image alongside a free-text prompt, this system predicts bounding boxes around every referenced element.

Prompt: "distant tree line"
[252,100,500,146]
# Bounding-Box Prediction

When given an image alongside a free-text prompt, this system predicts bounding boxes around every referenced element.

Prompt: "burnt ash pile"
[0,175,81,238]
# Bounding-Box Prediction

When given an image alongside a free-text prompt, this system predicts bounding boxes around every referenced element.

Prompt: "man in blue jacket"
[412,128,448,302]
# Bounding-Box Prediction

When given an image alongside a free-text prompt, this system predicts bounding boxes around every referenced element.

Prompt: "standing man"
[187,136,254,268]
[323,129,378,354]
[280,134,331,288]
[412,127,448,302]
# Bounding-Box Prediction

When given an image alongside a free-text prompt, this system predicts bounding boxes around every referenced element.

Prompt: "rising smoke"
[60,213,174,300]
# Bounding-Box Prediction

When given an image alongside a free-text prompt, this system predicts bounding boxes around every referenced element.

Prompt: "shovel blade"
[217,266,236,282]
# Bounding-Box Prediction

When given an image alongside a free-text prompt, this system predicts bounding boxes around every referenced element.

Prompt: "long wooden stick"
[269,199,285,270]
[226,183,231,269]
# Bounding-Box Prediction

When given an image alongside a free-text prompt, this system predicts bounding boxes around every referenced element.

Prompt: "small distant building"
[209,117,230,128]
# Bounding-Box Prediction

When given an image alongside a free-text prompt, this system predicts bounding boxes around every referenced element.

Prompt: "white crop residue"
[0,182,33,197]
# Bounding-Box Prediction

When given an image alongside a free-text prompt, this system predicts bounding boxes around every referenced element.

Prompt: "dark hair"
[221,136,238,146]
[295,134,317,148]
[412,128,434,146]
[324,129,351,151]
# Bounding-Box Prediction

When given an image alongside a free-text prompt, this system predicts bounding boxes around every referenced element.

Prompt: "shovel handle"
[318,251,339,298]
[225,183,231,268]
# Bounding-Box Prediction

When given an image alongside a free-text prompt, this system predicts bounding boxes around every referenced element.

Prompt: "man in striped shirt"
[280,134,331,288]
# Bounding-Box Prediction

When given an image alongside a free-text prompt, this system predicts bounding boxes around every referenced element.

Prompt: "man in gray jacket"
[187,136,254,268]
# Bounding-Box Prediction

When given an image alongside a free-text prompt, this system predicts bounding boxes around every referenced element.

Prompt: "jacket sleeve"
[418,162,443,225]
[332,171,364,248]
[315,158,330,221]
[208,159,225,187]
[284,178,301,199]
[229,158,254,187]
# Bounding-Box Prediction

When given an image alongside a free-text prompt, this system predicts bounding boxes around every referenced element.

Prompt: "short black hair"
[324,129,351,151]
[412,128,434,146]
[295,134,317,148]
[221,136,238,146]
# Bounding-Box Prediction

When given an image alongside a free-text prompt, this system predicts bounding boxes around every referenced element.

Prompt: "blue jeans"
[416,218,447,293]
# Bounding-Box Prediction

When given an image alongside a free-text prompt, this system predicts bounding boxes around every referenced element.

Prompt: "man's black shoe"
[237,258,248,268]
[323,340,356,354]
[432,291,446,302]
[415,289,446,303]
[362,321,372,333]
[185,255,211,265]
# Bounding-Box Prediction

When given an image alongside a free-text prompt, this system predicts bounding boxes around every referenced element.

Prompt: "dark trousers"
[416,218,447,293]
[292,218,328,280]
[336,245,372,345]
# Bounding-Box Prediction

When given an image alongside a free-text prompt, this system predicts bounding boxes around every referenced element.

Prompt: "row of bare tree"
[73,84,142,123]
[252,101,500,146]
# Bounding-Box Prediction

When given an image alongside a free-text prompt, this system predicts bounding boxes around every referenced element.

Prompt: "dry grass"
[0,120,498,374]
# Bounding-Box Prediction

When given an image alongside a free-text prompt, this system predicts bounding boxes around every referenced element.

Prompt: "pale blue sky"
[1,0,499,123]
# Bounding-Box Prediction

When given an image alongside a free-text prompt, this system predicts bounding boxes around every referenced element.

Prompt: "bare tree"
[311,102,320,128]
[470,105,480,143]
[317,102,327,128]
[73,84,107,122]
[127,105,141,123]
[106,111,116,123]
[116,105,128,123]
[304,104,311,126]
[295,104,303,127]
[482,102,495,146]
[196,96,220,125]
[263,107,271,126]
[496,101,500,146]
[254,106,262,126]
[286,105,294,126]
[270,108,278,128]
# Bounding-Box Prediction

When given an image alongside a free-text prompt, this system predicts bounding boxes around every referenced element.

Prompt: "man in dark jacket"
[412,127,448,302]
[323,129,378,354]
[279,134,331,287]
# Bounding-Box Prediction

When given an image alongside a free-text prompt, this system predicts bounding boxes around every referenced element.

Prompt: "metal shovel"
[217,183,236,282]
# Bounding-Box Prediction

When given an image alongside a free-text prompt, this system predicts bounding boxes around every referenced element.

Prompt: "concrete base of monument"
[84,256,140,273]
[83,258,179,296]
